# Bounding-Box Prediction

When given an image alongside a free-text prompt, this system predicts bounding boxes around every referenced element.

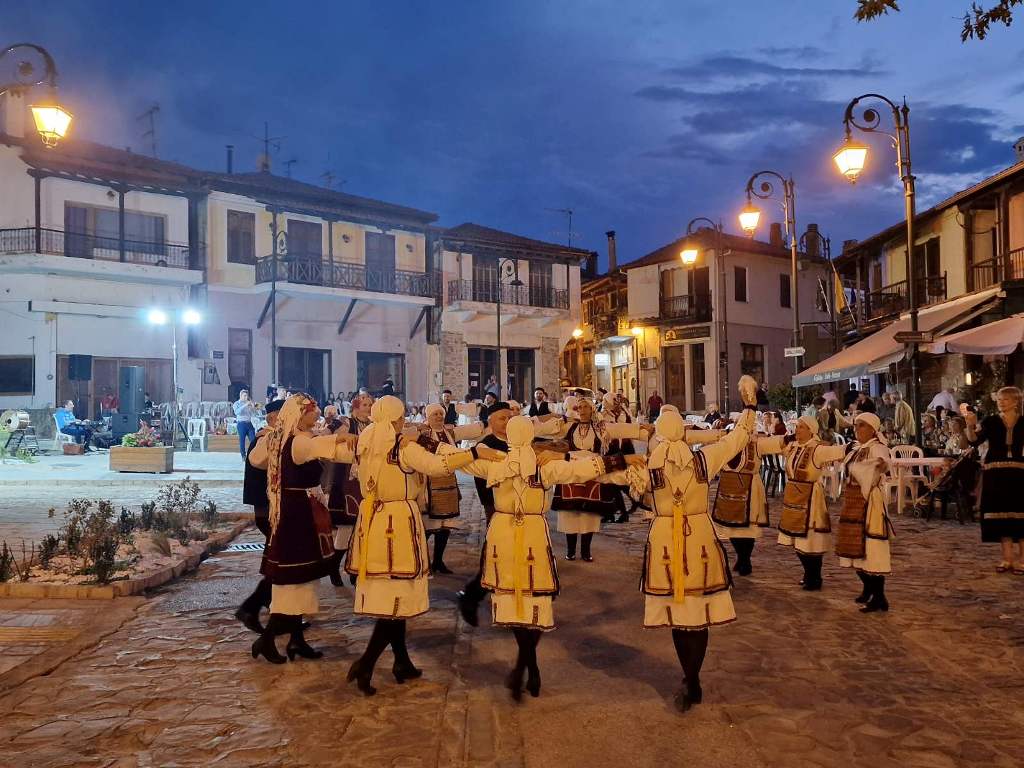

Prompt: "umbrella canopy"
[928,313,1024,355]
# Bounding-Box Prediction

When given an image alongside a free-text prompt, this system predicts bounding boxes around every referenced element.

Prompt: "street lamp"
[572,327,584,339]
[683,217,729,412]
[494,257,524,401]
[740,171,801,410]
[834,93,921,446]
[147,307,203,443]
[0,43,73,147]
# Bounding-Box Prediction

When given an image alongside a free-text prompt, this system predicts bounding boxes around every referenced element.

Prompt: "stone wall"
[540,337,561,398]
[441,331,467,396]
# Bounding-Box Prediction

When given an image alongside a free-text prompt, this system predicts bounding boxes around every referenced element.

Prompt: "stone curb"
[0,518,252,600]
[0,479,242,488]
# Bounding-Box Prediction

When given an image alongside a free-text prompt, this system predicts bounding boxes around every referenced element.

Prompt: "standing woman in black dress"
[964,386,1024,573]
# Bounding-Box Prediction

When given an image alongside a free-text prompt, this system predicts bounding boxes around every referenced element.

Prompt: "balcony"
[0,227,204,269]
[971,248,1024,290]
[447,279,569,310]
[862,274,946,322]
[659,292,712,323]
[256,254,439,299]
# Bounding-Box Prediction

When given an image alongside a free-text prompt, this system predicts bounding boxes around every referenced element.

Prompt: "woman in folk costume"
[963,386,1024,574]
[620,376,759,713]
[759,415,846,590]
[344,395,503,695]
[710,413,771,577]
[324,394,373,585]
[248,393,357,664]
[469,415,644,699]
[835,412,893,612]
[546,397,647,561]
[417,403,485,574]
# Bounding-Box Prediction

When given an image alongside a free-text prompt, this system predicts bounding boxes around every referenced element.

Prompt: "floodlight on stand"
[146,308,168,325]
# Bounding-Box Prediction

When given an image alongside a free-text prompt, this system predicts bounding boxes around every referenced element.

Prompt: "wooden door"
[663,345,686,411]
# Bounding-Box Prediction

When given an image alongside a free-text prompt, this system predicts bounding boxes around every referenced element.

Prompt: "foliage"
[12,541,36,582]
[200,500,219,529]
[855,0,1019,41]
[121,422,162,448]
[37,535,60,568]
[150,531,172,556]
[57,499,91,556]
[960,358,1009,415]
[0,431,39,464]
[118,507,137,545]
[139,501,157,530]
[88,534,118,584]
[0,541,15,582]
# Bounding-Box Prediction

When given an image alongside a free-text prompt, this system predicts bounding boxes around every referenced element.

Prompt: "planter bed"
[110,445,174,473]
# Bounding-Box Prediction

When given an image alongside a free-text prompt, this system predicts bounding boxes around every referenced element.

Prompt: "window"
[64,203,166,257]
[365,232,396,273]
[740,343,764,383]
[227,210,256,265]
[228,328,252,386]
[472,254,498,302]
[529,261,552,307]
[287,220,322,257]
[779,274,791,308]
[468,347,497,399]
[0,356,34,395]
[734,266,748,302]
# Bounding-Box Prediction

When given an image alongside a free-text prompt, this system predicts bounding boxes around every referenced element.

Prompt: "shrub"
[38,535,59,568]
[200,500,219,529]
[13,541,35,582]
[59,498,92,556]
[118,506,137,544]
[0,541,14,582]
[89,534,118,584]
[151,531,172,556]
[139,501,156,530]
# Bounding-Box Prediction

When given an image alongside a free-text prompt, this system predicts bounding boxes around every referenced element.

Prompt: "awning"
[792,288,1001,387]
[929,312,1024,355]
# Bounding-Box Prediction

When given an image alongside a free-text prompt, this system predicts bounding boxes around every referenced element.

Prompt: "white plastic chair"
[884,444,927,513]
[53,414,75,450]
[224,417,238,435]
[821,433,847,501]
[186,418,207,452]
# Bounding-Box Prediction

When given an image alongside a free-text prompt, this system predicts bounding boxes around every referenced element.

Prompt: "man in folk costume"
[710,413,771,577]
[760,415,847,590]
[235,398,284,633]
[600,390,638,523]
[617,376,759,713]
[344,396,503,695]
[464,415,644,699]
[323,393,373,586]
[543,396,649,561]
[248,394,357,663]
[417,403,486,573]
[836,412,893,612]
[963,386,1024,573]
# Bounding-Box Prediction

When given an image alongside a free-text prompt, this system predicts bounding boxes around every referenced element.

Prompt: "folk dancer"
[963,386,1024,573]
[760,415,846,590]
[248,394,357,663]
[324,394,372,586]
[835,413,893,612]
[235,398,284,633]
[621,376,759,713]
[344,396,503,695]
[597,391,637,522]
[468,415,643,699]
[418,403,485,573]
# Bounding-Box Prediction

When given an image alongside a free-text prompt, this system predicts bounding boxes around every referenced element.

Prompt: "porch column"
[118,187,126,262]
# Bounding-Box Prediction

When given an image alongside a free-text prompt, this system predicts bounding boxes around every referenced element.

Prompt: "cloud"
[664,54,884,80]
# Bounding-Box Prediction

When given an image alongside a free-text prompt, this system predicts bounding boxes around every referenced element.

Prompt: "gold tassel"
[357,492,378,581]
[671,490,686,604]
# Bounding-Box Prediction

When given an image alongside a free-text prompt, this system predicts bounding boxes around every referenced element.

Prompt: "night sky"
[6,1,1023,268]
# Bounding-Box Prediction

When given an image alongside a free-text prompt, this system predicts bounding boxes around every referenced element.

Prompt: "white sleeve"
[291,433,355,464]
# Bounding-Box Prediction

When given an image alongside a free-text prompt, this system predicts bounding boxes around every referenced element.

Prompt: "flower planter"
[207,434,238,453]
[109,445,174,473]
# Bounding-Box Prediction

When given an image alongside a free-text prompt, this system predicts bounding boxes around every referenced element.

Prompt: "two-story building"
[623,225,832,413]
[435,223,588,403]
[797,146,1024,397]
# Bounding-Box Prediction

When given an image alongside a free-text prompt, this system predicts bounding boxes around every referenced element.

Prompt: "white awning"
[929,313,1024,355]
[792,288,1001,387]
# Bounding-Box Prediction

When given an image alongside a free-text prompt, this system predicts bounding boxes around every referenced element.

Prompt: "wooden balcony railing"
[862,274,946,322]
[971,247,1024,290]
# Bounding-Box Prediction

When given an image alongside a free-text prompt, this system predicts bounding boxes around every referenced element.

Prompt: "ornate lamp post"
[739,171,801,410]
[833,94,921,446]
[495,257,523,400]
[0,43,72,146]
[681,217,730,411]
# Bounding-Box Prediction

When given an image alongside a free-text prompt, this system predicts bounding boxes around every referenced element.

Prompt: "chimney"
[1015,137,1024,162]
[226,145,234,173]
[842,239,859,253]
[804,223,820,259]
[606,230,617,273]
[769,222,784,248]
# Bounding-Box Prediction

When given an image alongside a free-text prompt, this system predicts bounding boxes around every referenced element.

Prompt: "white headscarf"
[854,412,887,446]
[602,391,618,412]
[486,415,536,489]
[507,399,523,415]
[648,409,693,471]
[661,404,679,415]
[425,403,446,422]
[797,414,820,439]
[571,396,599,423]
[265,393,319,535]
[357,395,406,493]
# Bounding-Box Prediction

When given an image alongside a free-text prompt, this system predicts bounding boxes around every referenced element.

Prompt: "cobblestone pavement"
[1,478,1023,767]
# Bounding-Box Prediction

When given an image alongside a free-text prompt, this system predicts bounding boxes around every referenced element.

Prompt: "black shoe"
[506,665,525,701]
[456,591,480,627]
[393,661,423,683]
[286,637,324,661]
[273,620,311,636]
[525,666,541,698]
[854,589,871,604]
[613,515,629,524]
[329,562,345,587]
[860,595,889,613]
[432,561,454,575]
[251,634,286,664]
[565,554,576,561]
[737,561,752,577]
[581,555,594,562]
[673,681,703,713]
[235,607,264,634]
[347,659,377,696]
[802,580,822,592]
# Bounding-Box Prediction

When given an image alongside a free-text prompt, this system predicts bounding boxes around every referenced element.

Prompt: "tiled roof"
[621,227,792,270]
[441,222,591,260]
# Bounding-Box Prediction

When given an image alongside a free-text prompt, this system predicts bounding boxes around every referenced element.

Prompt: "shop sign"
[663,325,710,344]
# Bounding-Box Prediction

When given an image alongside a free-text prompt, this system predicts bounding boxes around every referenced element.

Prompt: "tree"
[855,0,1020,41]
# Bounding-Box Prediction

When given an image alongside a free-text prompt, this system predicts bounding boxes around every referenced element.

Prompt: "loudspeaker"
[118,366,146,415]
[111,412,140,439]
[68,354,93,381]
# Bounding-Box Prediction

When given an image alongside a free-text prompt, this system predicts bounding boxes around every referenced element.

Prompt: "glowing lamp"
[30,99,72,148]
[182,309,202,326]
[738,204,761,235]
[631,326,644,336]
[680,246,699,265]
[572,327,583,339]
[147,308,168,325]
[833,137,868,182]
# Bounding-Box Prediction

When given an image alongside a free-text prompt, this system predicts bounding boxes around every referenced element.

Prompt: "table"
[889,456,953,515]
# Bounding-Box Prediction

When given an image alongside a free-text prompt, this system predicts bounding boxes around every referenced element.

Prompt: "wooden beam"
[256,291,274,329]
[337,299,358,336]
[410,306,428,339]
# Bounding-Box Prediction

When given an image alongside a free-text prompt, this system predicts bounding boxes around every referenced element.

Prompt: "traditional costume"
[836,413,892,612]
[760,415,846,590]
[966,411,1024,544]
[344,395,482,695]
[324,397,372,585]
[641,407,725,522]
[248,394,354,663]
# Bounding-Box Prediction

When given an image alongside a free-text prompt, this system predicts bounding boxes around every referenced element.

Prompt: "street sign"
[784,346,806,358]
[893,331,933,344]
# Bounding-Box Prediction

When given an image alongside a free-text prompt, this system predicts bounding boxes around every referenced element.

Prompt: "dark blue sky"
[7,1,1024,268]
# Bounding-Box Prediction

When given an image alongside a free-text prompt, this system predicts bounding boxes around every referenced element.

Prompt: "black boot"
[251,613,288,664]
[854,570,871,604]
[347,619,393,696]
[796,552,810,586]
[671,628,708,713]
[509,629,540,701]
[329,550,345,586]
[235,577,271,633]
[565,533,578,561]
[390,620,423,682]
[524,631,542,697]
[286,616,324,661]
[732,539,754,576]
[580,533,594,562]
[861,575,890,613]
[457,550,488,627]
[802,555,823,591]
[432,529,453,575]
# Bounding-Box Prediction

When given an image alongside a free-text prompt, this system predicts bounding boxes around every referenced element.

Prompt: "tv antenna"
[137,103,160,158]
[546,206,580,248]
[282,158,299,178]
[253,122,285,173]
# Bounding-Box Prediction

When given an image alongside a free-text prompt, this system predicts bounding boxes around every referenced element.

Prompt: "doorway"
[279,347,331,403]
[506,348,536,404]
[468,347,497,399]
[663,345,686,411]
[357,351,405,397]
[690,343,706,411]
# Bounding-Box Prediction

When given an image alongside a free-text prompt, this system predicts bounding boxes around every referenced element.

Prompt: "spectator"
[856,391,876,414]
[144,392,154,410]
[483,391,498,409]
[55,400,94,449]
[647,390,664,421]
[921,413,941,453]
[99,387,119,417]
[816,398,850,443]
[893,391,916,442]
[596,388,608,411]
[928,387,958,414]
[529,388,551,417]
[704,402,722,425]
[380,377,396,397]
[944,416,966,456]
[484,375,501,400]
[232,389,258,457]
[756,382,770,410]
[823,386,839,406]
[843,384,860,410]
[877,392,895,423]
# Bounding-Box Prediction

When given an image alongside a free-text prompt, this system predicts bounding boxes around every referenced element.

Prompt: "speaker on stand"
[68,355,93,419]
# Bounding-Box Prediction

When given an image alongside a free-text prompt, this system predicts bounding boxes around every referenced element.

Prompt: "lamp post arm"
[685,216,719,236]
[0,43,58,94]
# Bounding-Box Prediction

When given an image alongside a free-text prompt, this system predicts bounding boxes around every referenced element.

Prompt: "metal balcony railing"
[971,247,1024,290]
[659,292,712,323]
[0,227,204,269]
[862,274,946,322]
[447,279,570,309]
[255,254,439,298]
